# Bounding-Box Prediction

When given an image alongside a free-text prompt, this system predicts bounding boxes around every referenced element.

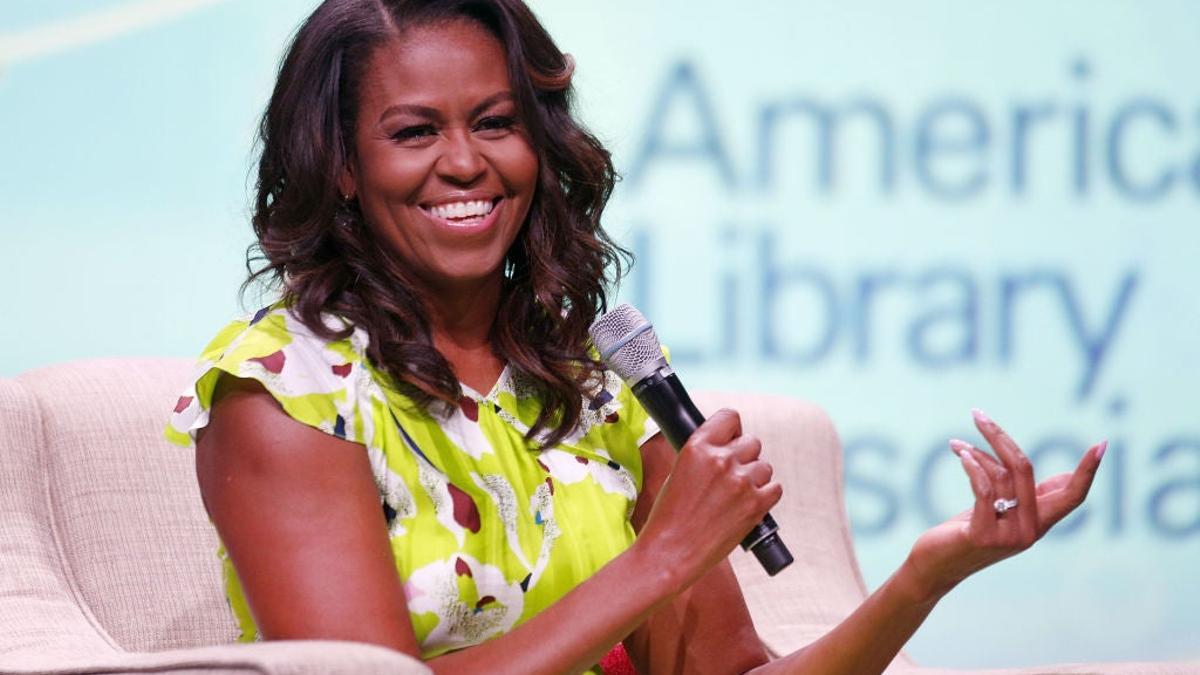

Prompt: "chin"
[426,259,509,288]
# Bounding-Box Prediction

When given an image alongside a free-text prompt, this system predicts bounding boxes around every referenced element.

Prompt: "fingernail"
[972,408,992,426]
[1096,440,1108,461]
[949,439,971,456]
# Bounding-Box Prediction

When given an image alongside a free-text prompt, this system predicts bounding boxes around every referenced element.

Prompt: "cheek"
[356,158,429,238]
[519,155,540,194]
[364,154,430,200]
[353,133,430,201]
[501,138,540,194]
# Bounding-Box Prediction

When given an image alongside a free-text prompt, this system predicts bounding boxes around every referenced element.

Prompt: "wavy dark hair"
[244,0,629,447]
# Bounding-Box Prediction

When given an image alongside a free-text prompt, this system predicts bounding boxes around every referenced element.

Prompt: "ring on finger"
[992,497,1019,515]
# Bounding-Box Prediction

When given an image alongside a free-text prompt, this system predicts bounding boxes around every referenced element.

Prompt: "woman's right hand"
[633,409,783,591]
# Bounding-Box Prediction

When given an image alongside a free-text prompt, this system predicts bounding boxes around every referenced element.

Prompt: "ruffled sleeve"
[165,305,367,448]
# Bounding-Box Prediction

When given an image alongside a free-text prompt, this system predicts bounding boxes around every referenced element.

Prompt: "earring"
[334,194,358,231]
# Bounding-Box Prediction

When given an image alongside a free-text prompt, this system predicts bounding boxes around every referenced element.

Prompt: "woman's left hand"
[902,408,1106,603]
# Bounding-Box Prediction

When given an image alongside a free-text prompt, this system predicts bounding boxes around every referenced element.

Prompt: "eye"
[391,124,437,143]
[473,115,516,137]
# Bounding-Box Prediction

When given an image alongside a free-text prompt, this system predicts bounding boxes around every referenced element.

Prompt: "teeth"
[428,199,494,221]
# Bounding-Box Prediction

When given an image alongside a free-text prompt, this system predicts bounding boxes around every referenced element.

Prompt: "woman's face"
[344,19,539,294]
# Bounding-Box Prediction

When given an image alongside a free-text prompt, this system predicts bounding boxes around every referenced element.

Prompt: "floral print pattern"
[166,303,657,666]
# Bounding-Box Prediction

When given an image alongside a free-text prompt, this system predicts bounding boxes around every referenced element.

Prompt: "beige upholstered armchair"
[1,359,1194,674]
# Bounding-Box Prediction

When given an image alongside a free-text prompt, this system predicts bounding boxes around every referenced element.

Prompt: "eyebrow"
[377,91,515,124]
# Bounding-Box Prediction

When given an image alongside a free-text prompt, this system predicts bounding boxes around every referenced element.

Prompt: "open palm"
[905,409,1105,601]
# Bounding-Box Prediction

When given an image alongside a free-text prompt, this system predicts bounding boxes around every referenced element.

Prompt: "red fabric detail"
[173,396,193,413]
[331,363,353,378]
[575,455,589,465]
[600,643,636,675]
[250,350,286,374]
[448,483,482,533]
[459,396,479,422]
[545,476,554,495]
[605,411,620,424]
[454,557,472,577]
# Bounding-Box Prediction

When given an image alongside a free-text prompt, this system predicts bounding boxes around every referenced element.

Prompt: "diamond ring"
[993,497,1019,515]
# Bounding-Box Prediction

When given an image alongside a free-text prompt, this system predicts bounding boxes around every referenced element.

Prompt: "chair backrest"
[691,391,875,659]
[0,359,237,661]
[0,359,879,663]
[1,375,120,663]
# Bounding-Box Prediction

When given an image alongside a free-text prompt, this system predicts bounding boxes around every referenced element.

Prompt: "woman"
[166,0,1105,672]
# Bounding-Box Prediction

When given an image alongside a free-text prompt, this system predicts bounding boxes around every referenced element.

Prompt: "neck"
[422,273,509,395]
[424,274,504,355]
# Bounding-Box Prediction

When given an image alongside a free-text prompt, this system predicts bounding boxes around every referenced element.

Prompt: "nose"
[436,129,486,185]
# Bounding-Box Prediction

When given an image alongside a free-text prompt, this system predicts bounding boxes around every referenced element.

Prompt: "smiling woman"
[244,0,624,439]
[163,1,1105,674]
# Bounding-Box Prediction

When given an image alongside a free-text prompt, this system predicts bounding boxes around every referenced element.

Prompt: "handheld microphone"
[589,304,793,576]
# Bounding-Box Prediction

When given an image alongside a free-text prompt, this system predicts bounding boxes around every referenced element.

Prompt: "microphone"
[589,304,794,576]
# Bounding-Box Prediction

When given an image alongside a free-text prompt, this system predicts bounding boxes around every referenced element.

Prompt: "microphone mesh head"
[589,304,667,384]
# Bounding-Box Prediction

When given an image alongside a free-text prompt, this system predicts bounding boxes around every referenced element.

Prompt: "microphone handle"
[631,369,794,576]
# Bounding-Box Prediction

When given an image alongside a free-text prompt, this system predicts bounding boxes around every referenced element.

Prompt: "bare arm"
[621,424,932,675]
[195,376,418,651]
[197,376,779,675]
[619,410,1103,675]
[747,558,939,674]
[623,433,770,675]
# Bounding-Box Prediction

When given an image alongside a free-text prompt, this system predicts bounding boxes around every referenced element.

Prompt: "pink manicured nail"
[1096,440,1108,461]
[949,439,972,455]
[972,408,992,425]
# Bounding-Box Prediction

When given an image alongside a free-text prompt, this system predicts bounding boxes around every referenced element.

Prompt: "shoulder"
[196,372,371,498]
[200,303,368,379]
[166,303,373,447]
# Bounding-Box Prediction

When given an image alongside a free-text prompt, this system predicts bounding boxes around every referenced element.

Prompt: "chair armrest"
[890,660,1200,674]
[0,640,432,675]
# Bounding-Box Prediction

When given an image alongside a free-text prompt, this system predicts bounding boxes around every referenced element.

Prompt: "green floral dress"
[165,303,658,663]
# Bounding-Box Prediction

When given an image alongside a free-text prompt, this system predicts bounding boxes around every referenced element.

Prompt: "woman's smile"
[417,194,504,234]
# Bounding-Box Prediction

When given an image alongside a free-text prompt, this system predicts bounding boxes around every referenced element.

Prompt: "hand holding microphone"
[589,304,794,576]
